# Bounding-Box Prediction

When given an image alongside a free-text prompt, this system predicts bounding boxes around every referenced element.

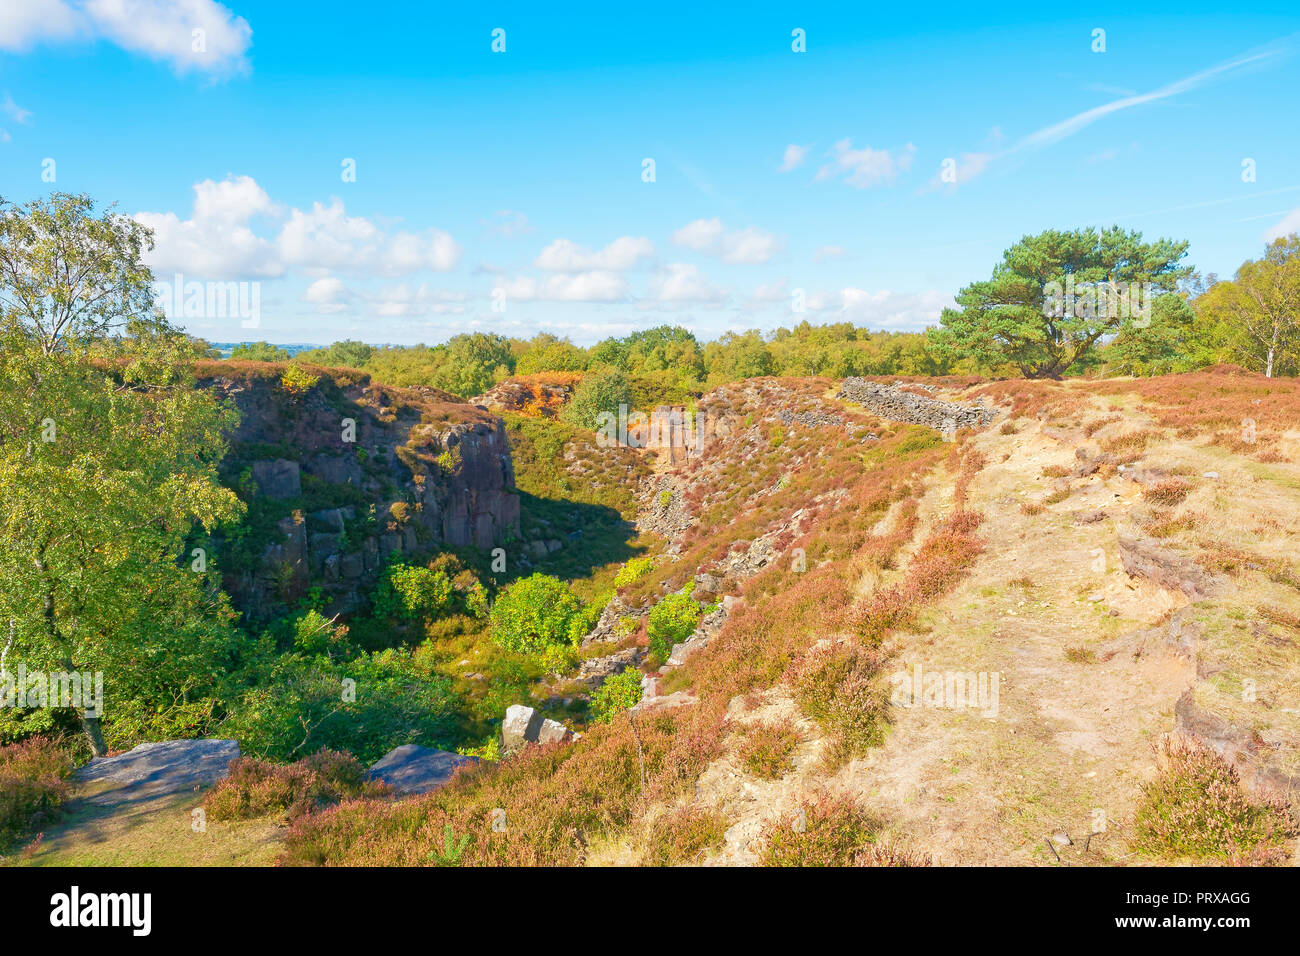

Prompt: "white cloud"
[814,245,845,262]
[0,0,252,75]
[646,263,727,304]
[671,218,782,264]
[136,174,462,280]
[303,277,468,317]
[135,175,280,278]
[1,93,32,124]
[671,218,725,252]
[485,209,531,238]
[535,236,654,271]
[495,271,628,303]
[779,143,809,172]
[0,1,81,50]
[1265,208,1300,242]
[838,288,954,330]
[302,276,351,314]
[749,279,789,303]
[816,140,916,189]
[933,42,1293,190]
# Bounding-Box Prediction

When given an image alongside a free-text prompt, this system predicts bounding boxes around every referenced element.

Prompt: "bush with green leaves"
[488,573,589,655]
[560,368,632,431]
[614,556,655,589]
[646,589,709,660]
[223,649,458,764]
[372,561,455,622]
[589,668,644,723]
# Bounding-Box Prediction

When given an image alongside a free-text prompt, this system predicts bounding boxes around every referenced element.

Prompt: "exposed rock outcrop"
[198,366,521,619]
[75,739,240,797]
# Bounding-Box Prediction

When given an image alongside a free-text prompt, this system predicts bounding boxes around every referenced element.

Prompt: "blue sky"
[2,1,1298,345]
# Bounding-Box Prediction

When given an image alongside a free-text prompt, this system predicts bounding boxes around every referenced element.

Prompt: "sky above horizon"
[2,1,1299,346]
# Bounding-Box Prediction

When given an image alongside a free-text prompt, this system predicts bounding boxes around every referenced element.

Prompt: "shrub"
[223,651,458,764]
[759,795,881,866]
[0,737,74,848]
[646,589,708,660]
[614,556,655,589]
[560,368,632,431]
[1132,736,1298,864]
[204,749,385,822]
[642,806,728,865]
[489,573,588,655]
[373,562,455,622]
[590,669,644,723]
[279,363,321,395]
[739,721,800,779]
[1142,479,1191,506]
[291,609,348,655]
[790,642,890,764]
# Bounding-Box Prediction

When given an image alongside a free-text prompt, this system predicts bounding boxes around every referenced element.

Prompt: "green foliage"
[514,333,588,374]
[0,192,158,354]
[927,226,1193,378]
[291,609,348,656]
[296,339,375,369]
[230,341,290,361]
[0,207,244,755]
[428,824,471,866]
[614,556,655,588]
[279,363,321,395]
[590,668,644,723]
[488,573,589,655]
[646,589,709,660]
[372,561,455,622]
[222,646,459,764]
[1194,234,1300,378]
[560,368,633,430]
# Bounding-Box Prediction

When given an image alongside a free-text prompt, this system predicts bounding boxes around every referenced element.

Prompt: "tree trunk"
[81,714,108,757]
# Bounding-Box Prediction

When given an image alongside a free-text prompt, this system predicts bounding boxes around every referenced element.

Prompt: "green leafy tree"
[230,341,290,361]
[0,196,244,756]
[488,573,588,654]
[0,193,156,355]
[560,368,633,430]
[927,227,1192,378]
[296,339,375,369]
[1196,235,1300,378]
[372,562,455,622]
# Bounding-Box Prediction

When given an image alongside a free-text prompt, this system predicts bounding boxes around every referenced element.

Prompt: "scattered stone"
[501,704,571,753]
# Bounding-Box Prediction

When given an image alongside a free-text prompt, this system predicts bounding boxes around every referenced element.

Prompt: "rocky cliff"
[196,362,520,619]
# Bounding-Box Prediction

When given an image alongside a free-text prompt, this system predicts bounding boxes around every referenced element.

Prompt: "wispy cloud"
[817,139,915,189]
[779,143,809,172]
[931,39,1295,190]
